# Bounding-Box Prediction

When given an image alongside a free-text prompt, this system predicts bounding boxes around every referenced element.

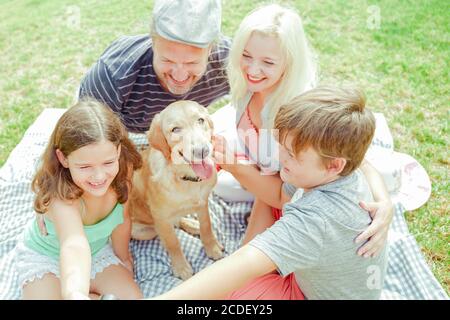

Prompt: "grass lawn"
[0,0,448,294]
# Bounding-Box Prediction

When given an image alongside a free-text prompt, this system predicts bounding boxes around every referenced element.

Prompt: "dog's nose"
[193,146,210,160]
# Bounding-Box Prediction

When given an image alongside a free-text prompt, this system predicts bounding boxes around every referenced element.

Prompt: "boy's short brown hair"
[274,85,376,176]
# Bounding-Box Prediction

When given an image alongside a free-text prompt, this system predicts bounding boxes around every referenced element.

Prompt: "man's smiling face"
[153,36,210,96]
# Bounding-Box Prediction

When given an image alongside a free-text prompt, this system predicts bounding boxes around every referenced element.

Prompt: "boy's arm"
[154,245,277,300]
[356,160,394,257]
[111,202,133,272]
[50,201,91,300]
[155,202,324,300]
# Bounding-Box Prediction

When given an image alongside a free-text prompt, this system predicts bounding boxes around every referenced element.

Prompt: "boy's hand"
[212,134,237,171]
[36,214,48,236]
[355,200,394,258]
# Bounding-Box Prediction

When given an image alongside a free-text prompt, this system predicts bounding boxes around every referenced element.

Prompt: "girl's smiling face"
[240,33,286,96]
[57,140,121,197]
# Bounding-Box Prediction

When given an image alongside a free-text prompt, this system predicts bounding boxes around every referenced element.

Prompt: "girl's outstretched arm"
[50,200,91,300]
[154,245,276,300]
[111,202,133,272]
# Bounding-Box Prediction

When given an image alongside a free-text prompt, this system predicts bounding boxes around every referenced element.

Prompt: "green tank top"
[23,202,124,259]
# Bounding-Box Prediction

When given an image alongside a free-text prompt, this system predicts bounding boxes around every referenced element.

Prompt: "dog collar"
[181,175,202,182]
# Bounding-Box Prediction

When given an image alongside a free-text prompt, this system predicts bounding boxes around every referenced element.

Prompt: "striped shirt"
[79,34,231,132]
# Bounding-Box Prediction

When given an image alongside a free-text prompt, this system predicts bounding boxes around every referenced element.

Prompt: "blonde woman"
[212,4,392,256]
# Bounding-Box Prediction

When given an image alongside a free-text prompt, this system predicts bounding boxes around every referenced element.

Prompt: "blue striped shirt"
[79,34,231,132]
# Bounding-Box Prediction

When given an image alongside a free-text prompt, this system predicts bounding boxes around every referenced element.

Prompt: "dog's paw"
[172,260,194,280]
[205,240,224,260]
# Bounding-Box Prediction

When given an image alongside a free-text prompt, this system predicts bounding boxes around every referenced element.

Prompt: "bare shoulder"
[46,198,81,222]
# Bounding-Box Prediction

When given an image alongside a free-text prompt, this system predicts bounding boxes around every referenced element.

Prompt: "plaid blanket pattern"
[0,108,447,299]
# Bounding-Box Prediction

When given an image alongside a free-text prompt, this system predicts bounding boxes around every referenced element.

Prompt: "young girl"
[212,4,392,257]
[15,99,143,299]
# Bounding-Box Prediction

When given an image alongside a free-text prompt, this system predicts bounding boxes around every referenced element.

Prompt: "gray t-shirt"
[250,170,388,300]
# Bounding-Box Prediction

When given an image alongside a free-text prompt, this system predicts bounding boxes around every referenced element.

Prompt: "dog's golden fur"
[129,101,223,280]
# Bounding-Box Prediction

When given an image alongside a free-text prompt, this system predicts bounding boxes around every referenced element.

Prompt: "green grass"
[0,0,448,294]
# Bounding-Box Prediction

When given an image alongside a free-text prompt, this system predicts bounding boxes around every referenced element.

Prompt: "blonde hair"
[227,3,318,128]
[274,86,376,176]
[32,99,142,213]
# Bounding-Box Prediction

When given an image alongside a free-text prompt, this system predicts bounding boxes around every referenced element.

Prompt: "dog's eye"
[198,118,205,125]
[171,127,181,133]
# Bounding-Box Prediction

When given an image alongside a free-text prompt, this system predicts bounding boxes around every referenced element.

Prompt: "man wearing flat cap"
[79,0,229,133]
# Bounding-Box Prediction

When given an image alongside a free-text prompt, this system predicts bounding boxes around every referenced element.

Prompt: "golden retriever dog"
[128,100,223,280]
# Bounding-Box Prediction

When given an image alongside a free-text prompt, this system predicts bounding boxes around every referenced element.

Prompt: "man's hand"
[355,200,394,257]
[36,214,48,236]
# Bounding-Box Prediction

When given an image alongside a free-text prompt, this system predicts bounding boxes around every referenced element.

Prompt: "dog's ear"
[148,114,171,160]
[206,114,214,133]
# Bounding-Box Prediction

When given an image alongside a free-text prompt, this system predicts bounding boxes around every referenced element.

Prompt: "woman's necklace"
[248,94,264,129]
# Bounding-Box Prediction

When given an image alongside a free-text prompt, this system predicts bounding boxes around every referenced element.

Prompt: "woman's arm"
[241,198,276,245]
[111,202,133,272]
[356,160,394,257]
[49,201,91,300]
[229,164,287,209]
[154,245,276,300]
[360,160,391,202]
[213,135,288,209]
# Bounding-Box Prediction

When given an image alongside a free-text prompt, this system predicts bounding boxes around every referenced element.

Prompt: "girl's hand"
[355,200,394,258]
[119,251,134,274]
[122,257,134,274]
[212,134,237,171]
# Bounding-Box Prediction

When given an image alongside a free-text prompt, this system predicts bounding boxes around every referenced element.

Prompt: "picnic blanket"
[0,108,447,300]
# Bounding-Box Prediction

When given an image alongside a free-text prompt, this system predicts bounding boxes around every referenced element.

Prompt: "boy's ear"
[55,149,69,168]
[327,157,346,175]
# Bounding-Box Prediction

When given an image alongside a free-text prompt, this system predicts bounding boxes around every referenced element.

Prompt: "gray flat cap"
[152,0,222,48]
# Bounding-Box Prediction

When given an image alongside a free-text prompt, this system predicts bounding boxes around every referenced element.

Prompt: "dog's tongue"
[190,158,214,180]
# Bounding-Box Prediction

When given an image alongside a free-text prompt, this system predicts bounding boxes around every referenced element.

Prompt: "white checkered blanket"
[0,108,447,299]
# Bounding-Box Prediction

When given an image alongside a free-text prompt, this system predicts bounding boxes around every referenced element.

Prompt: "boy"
[154,85,388,300]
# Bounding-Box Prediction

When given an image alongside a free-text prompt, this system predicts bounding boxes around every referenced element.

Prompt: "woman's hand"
[212,134,237,171]
[355,199,394,258]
